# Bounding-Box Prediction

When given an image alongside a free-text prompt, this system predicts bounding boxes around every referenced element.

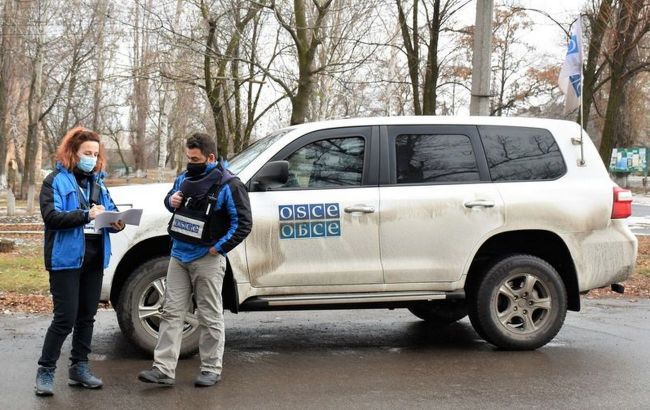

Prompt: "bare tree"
[306,0,385,121]
[55,17,97,144]
[599,0,650,162]
[0,0,14,190]
[0,0,29,191]
[581,0,614,130]
[489,6,558,116]
[395,0,470,115]
[199,0,264,155]
[130,0,153,177]
[234,9,282,151]
[92,0,109,130]
[21,0,48,211]
[267,0,334,125]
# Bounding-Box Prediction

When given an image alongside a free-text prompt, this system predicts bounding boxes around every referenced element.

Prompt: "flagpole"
[579,14,585,166]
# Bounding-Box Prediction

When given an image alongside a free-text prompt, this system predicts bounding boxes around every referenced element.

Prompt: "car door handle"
[344,206,375,214]
[464,200,495,208]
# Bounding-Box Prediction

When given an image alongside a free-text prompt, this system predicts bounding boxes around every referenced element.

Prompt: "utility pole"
[470,0,494,116]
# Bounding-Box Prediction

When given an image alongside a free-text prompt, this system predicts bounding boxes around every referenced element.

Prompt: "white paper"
[94,208,143,231]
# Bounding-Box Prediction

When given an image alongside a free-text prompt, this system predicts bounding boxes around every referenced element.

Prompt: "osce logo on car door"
[278,203,341,239]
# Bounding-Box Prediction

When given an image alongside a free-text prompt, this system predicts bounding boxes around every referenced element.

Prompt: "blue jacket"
[165,162,252,263]
[39,163,119,271]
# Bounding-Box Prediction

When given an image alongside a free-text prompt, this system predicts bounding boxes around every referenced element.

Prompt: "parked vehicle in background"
[102,116,637,354]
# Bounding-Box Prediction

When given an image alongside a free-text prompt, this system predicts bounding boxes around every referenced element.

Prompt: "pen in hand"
[89,204,105,220]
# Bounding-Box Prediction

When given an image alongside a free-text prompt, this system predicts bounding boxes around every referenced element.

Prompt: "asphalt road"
[633,204,650,218]
[627,203,650,235]
[1,298,649,410]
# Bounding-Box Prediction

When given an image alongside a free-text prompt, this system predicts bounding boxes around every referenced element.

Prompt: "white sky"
[503,0,585,58]
[454,1,585,57]
[446,0,586,116]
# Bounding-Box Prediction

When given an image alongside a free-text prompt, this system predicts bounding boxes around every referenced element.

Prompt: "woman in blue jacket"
[34,127,124,396]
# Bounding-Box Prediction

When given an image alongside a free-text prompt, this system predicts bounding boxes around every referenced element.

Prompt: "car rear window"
[479,126,566,182]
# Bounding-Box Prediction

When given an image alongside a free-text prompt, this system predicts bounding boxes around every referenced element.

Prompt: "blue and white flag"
[558,18,583,113]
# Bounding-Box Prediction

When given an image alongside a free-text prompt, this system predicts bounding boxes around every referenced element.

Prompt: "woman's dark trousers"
[38,238,103,368]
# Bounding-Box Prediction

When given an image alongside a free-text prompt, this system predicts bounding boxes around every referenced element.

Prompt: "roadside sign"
[609,147,648,174]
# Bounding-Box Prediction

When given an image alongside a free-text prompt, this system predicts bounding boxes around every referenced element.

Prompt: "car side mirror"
[251,160,289,191]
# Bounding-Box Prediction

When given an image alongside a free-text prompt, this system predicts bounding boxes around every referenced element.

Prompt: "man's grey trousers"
[153,253,226,378]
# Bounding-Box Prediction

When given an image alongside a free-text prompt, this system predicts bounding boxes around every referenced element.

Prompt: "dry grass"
[0,243,48,295]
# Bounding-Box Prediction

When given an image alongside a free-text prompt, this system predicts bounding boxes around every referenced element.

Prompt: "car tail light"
[611,186,632,219]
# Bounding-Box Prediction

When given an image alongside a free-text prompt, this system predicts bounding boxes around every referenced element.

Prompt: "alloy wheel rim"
[494,272,553,335]
[137,277,198,339]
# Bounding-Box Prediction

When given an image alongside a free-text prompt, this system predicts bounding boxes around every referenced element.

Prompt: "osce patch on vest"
[170,214,204,238]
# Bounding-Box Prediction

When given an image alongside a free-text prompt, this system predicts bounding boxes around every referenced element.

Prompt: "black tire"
[468,254,567,350]
[116,256,200,357]
[408,300,467,326]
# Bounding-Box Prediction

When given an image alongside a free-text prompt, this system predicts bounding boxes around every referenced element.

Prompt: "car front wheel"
[468,254,567,350]
[116,256,200,357]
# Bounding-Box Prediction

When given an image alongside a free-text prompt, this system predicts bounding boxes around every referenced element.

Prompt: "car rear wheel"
[116,256,200,357]
[468,254,567,350]
[408,300,467,326]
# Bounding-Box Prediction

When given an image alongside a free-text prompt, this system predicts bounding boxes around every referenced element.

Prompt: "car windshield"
[227,128,293,175]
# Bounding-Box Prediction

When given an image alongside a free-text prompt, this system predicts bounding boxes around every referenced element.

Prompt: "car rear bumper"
[566,220,638,292]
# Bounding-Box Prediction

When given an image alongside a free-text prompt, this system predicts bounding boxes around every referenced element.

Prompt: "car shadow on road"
[97,319,488,360]
[223,318,486,354]
[401,320,486,349]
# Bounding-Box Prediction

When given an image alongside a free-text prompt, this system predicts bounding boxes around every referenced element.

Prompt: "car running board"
[239,290,465,311]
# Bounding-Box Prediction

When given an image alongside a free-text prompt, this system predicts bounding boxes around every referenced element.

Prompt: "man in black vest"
[138,133,252,387]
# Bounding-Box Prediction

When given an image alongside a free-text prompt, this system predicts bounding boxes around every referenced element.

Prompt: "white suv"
[104,116,637,354]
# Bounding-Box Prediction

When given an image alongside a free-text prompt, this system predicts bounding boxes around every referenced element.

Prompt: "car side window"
[479,126,566,181]
[395,134,480,184]
[280,137,365,189]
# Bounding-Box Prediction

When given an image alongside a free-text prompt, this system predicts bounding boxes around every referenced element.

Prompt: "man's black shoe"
[138,368,175,386]
[194,371,221,387]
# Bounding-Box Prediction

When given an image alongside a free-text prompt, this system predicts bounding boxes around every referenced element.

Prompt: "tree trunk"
[22,2,44,211]
[495,38,508,117]
[396,0,421,115]
[599,75,624,163]
[157,86,170,182]
[6,189,15,216]
[582,0,613,130]
[422,0,441,115]
[58,64,78,139]
[290,77,313,125]
[130,1,150,177]
[134,74,149,176]
[232,42,243,153]
[598,0,644,163]
[287,0,333,125]
[0,0,18,190]
[202,1,262,153]
[92,0,108,131]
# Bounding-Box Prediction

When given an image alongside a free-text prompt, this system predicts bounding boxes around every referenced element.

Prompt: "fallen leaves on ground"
[0,291,52,314]
[0,291,110,314]
[586,274,650,299]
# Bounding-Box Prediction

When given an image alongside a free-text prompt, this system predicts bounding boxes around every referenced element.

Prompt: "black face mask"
[186,162,207,177]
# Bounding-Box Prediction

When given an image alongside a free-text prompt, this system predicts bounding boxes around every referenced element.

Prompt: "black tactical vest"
[167,167,234,246]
